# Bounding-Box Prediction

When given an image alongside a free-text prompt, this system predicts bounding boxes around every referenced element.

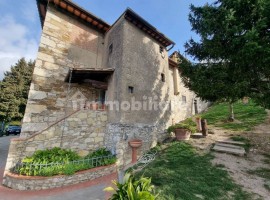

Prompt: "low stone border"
[2,164,116,190]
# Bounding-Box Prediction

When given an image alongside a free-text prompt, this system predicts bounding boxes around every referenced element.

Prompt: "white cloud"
[0,15,38,80]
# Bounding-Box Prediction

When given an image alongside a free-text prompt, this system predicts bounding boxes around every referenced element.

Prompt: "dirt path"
[212,152,269,199]
[189,111,270,199]
[246,110,270,153]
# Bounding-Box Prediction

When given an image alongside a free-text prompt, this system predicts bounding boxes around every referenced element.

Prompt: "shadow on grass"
[136,142,253,200]
[248,153,270,192]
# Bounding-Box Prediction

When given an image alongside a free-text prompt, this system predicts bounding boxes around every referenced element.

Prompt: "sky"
[0,0,215,80]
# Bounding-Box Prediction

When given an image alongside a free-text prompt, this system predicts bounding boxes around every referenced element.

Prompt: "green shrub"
[23,147,80,164]
[39,165,64,176]
[17,147,80,176]
[15,147,116,176]
[73,163,93,171]
[63,163,76,175]
[167,118,197,134]
[182,118,196,126]
[105,173,157,200]
[85,148,116,167]
[85,148,112,159]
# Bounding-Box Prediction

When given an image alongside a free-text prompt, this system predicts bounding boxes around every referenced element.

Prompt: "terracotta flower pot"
[101,104,106,110]
[128,139,142,163]
[174,128,191,141]
[128,139,143,148]
[91,103,98,110]
[195,117,202,131]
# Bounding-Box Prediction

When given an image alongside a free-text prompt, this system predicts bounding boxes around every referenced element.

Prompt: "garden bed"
[11,147,116,176]
[3,164,116,190]
[3,147,117,190]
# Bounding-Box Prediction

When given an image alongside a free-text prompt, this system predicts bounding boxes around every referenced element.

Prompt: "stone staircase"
[212,140,246,156]
[4,109,108,176]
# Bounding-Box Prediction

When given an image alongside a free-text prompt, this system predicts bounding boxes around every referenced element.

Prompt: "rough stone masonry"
[3,0,210,190]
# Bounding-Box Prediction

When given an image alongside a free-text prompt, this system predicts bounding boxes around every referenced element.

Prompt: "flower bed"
[11,147,116,176]
[3,147,117,190]
[3,164,116,190]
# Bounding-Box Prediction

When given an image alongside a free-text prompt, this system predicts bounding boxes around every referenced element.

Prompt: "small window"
[161,73,165,82]
[109,44,113,54]
[128,86,134,94]
[182,95,187,103]
[159,46,164,53]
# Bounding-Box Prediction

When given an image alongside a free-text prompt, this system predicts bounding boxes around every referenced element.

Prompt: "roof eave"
[124,8,175,47]
[36,0,110,33]
[36,0,47,28]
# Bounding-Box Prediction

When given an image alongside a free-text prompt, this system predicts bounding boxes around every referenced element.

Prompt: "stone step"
[193,132,203,136]
[216,140,245,146]
[215,142,244,150]
[212,145,245,156]
[191,133,204,138]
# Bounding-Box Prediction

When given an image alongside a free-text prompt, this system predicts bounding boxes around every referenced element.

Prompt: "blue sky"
[0,0,214,80]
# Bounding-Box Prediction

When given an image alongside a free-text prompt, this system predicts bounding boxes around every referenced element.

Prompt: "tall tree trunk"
[228,103,234,122]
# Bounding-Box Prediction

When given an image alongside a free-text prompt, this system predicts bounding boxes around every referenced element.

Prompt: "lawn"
[200,100,267,131]
[136,142,253,200]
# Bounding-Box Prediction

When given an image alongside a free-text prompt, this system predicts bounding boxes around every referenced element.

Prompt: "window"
[194,99,198,114]
[182,95,187,103]
[128,86,134,94]
[160,46,165,58]
[159,46,164,53]
[161,73,165,82]
[109,44,113,54]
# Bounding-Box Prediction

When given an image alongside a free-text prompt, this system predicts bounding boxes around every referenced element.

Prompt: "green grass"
[248,154,270,191]
[201,101,267,131]
[136,142,252,200]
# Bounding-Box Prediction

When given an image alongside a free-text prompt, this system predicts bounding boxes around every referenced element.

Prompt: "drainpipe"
[166,43,175,52]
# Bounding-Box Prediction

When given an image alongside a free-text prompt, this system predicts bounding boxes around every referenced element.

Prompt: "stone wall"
[4,110,107,176]
[105,17,210,129]
[103,15,210,168]
[2,3,212,190]
[22,5,106,136]
[168,66,211,126]
[103,16,125,123]
[3,164,116,190]
[113,18,170,125]
[105,123,168,167]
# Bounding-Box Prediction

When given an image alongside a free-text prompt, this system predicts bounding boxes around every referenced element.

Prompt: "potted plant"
[167,118,196,141]
[195,115,202,131]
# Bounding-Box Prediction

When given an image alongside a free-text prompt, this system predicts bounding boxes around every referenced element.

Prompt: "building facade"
[4,0,209,183]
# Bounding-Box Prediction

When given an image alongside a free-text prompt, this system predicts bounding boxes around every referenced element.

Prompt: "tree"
[181,62,249,120]
[181,0,270,119]
[0,58,35,122]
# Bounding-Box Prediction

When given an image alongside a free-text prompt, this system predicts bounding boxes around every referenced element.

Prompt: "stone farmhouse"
[3,0,209,187]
